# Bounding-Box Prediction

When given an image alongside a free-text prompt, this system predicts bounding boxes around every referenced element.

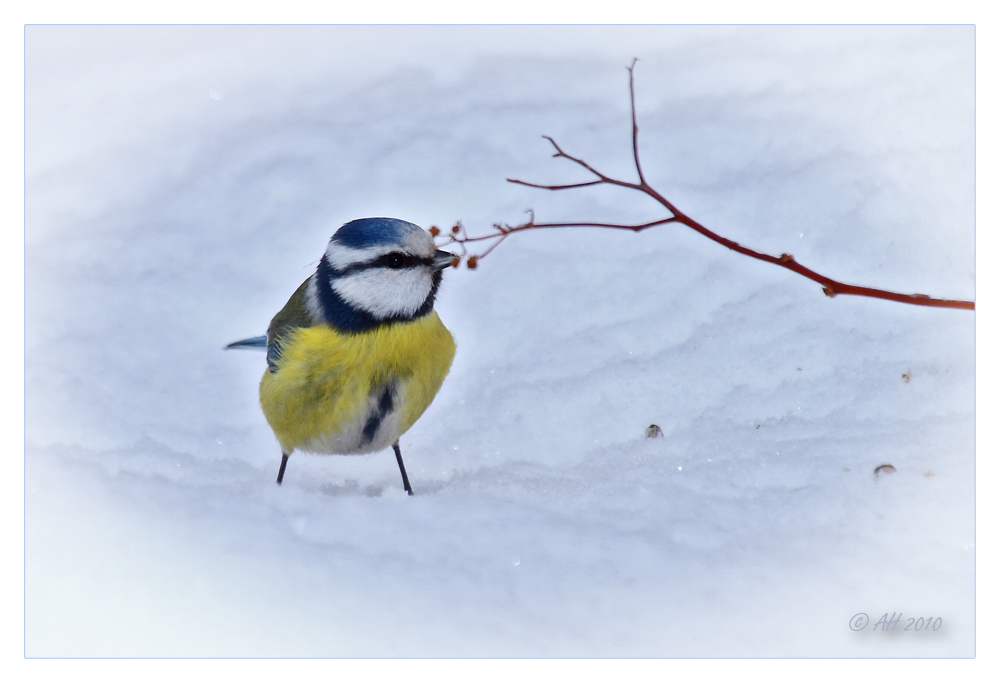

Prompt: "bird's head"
[307,218,454,332]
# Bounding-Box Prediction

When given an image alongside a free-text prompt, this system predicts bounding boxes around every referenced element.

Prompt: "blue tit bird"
[226,217,456,495]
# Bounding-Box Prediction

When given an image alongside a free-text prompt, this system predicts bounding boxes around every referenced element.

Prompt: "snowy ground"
[24,25,975,657]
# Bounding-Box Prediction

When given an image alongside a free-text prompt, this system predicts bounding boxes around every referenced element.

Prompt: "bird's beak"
[433,250,456,270]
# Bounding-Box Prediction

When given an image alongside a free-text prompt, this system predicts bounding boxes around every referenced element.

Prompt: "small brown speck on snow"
[874,464,896,478]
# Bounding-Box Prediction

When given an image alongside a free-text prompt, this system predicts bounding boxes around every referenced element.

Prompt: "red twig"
[435,60,974,311]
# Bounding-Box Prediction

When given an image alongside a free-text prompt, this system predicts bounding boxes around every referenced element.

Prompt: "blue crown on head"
[331,217,419,249]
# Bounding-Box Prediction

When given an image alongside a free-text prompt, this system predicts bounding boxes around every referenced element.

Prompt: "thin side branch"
[508,179,603,191]
[628,58,648,188]
[435,63,973,311]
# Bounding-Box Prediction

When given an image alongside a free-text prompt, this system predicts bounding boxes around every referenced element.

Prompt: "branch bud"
[429,225,440,236]
[467,256,478,269]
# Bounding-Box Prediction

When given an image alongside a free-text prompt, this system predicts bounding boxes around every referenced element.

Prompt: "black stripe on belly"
[361,385,395,444]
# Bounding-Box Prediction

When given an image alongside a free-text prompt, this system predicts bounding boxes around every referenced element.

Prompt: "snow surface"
[24,25,975,657]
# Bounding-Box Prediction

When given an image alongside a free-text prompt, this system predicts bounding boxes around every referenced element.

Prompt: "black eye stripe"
[329,252,433,277]
[379,252,428,269]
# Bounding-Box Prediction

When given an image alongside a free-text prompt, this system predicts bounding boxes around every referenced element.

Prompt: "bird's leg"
[393,441,414,496]
[276,452,289,485]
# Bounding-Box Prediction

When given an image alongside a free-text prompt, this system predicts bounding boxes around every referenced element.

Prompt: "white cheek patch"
[331,268,432,319]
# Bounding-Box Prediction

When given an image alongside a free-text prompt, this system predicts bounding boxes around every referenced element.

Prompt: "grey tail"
[225,335,268,350]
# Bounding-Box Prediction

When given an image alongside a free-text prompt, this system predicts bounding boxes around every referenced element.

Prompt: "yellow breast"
[258,311,456,455]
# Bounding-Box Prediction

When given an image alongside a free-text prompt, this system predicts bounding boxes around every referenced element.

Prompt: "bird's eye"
[386,252,406,269]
